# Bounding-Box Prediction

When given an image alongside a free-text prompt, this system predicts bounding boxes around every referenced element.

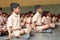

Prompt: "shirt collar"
[12,12,19,17]
[36,12,41,16]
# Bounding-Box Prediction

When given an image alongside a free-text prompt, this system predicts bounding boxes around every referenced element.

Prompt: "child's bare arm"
[32,21,36,29]
[7,27,12,39]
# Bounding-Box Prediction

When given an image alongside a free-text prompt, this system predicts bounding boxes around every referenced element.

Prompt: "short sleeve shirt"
[32,12,42,25]
[7,12,20,29]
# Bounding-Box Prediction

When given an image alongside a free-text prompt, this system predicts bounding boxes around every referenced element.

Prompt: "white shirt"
[0,16,4,28]
[2,17,7,23]
[0,16,4,25]
[46,16,51,24]
[26,17,32,23]
[42,16,51,24]
[7,12,20,29]
[42,16,47,24]
[32,12,42,25]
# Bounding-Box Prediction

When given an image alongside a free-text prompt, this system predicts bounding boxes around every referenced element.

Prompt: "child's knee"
[20,30,25,34]
[24,28,31,34]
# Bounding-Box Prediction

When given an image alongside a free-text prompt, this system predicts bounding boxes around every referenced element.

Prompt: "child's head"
[42,11,47,17]
[26,11,33,17]
[51,14,56,18]
[20,13,25,17]
[47,12,52,17]
[2,12,7,17]
[42,11,51,17]
[28,11,33,17]
[0,7,2,15]
[10,3,20,14]
[25,12,28,17]
[35,5,42,13]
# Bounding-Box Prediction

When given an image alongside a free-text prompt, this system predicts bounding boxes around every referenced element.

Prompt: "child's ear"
[13,8,16,11]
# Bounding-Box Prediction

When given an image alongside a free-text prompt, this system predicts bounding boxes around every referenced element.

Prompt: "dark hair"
[20,13,25,17]
[0,7,2,11]
[51,14,56,18]
[28,11,33,14]
[25,12,28,16]
[10,3,20,11]
[2,12,7,15]
[33,12,36,15]
[35,5,42,11]
[42,11,50,17]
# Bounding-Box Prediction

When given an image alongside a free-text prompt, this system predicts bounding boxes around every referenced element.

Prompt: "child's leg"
[11,29,25,38]
[0,26,3,32]
[19,29,25,35]
[18,28,31,36]
[2,27,8,32]
[36,24,49,32]
[25,23,32,34]
[6,27,12,40]
[50,23,55,28]
[23,28,32,34]
[0,27,4,36]
[41,24,49,29]
[0,28,2,32]
[0,29,3,36]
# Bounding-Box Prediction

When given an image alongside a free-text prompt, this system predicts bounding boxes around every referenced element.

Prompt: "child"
[25,11,34,34]
[0,7,3,32]
[32,5,50,32]
[0,7,7,36]
[6,3,25,40]
[55,14,60,27]
[2,12,8,24]
[25,11,35,36]
[25,11,33,28]
[42,11,55,29]
[52,14,57,23]
[6,3,30,40]
[42,11,52,25]
[2,12,8,35]
[20,13,25,28]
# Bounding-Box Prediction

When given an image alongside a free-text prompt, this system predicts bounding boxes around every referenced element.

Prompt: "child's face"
[3,14,6,17]
[14,6,20,14]
[30,13,33,17]
[38,8,42,13]
[47,13,51,17]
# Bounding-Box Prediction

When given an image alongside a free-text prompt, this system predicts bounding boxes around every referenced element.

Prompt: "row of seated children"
[0,3,60,40]
[0,7,9,36]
